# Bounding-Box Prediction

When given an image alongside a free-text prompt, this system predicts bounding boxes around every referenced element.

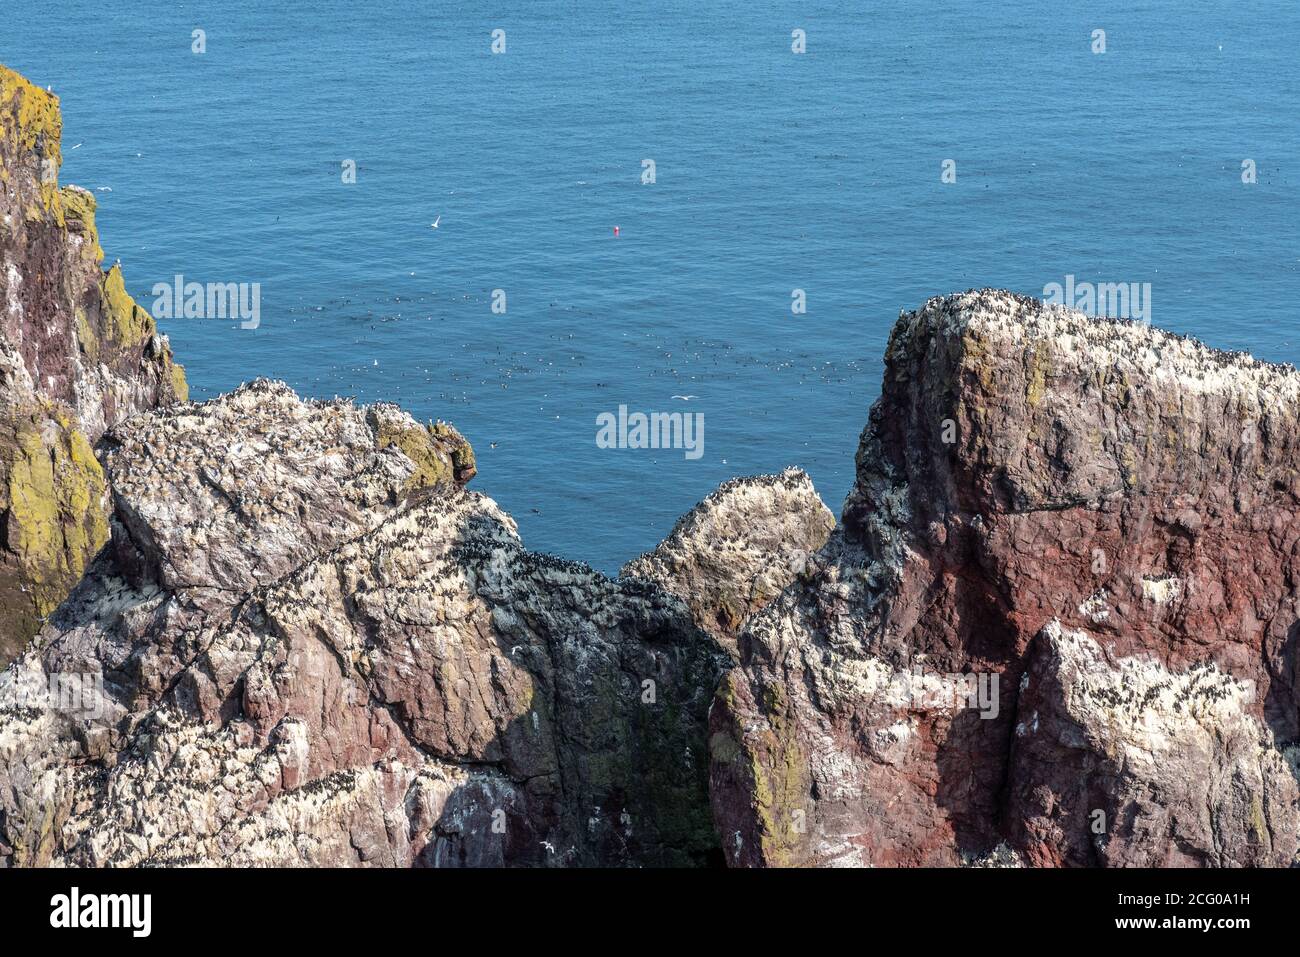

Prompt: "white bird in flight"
[671,395,698,401]
[430,215,441,229]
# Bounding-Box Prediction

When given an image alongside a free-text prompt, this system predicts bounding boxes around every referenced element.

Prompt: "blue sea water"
[5,2,1298,573]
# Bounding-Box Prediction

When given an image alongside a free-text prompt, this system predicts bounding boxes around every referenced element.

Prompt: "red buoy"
[613,225,620,237]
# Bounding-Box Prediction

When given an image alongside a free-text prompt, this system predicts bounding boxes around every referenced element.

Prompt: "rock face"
[1007,621,1295,866]
[622,468,835,655]
[7,290,1297,870]
[0,65,187,663]
[710,290,1300,868]
[0,380,832,867]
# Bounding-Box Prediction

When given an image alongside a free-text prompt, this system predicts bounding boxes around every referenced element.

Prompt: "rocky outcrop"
[1007,621,1296,866]
[0,65,187,664]
[8,289,1297,870]
[710,290,1300,867]
[0,380,833,867]
[4,81,1295,870]
[622,468,834,655]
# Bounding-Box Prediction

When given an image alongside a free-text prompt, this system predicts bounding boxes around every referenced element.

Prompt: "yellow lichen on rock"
[375,418,454,491]
[61,185,104,262]
[170,360,190,403]
[368,407,475,494]
[73,306,99,361]
[0,64,189,665]
[0,64,64,218]
[100,263,153,347]
[5,405,110,620]
[94,265,190,401]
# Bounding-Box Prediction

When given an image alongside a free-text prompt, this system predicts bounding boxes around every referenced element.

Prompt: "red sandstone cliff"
[710,290,1300,867]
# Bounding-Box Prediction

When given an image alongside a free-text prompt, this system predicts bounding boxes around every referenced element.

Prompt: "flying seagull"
[430,215,440,229]
[671,394,698,401]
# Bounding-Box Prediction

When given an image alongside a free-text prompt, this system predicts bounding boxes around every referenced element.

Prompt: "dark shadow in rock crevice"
[415,510,727,867]
[1264,618,1300,782]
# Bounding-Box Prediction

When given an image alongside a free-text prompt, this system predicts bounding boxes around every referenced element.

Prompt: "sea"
[5,1,1298,573]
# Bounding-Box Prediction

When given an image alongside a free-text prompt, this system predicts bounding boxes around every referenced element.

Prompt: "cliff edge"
[0,65,187,663]
[709,290,1300,867]
[0,379,829,866]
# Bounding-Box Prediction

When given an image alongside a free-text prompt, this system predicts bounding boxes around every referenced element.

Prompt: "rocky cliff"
[3,69,1297,869]
[0,380,832,866]
[622,469,835,656]
[5,290,1298,868]
[709,290,1300,867]
[0,65,187,664]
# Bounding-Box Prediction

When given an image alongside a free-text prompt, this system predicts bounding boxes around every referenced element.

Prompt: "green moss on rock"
[376,420,453,491]
[713,672,813,867]
[374,414,476,493]
[432,420,476,480]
